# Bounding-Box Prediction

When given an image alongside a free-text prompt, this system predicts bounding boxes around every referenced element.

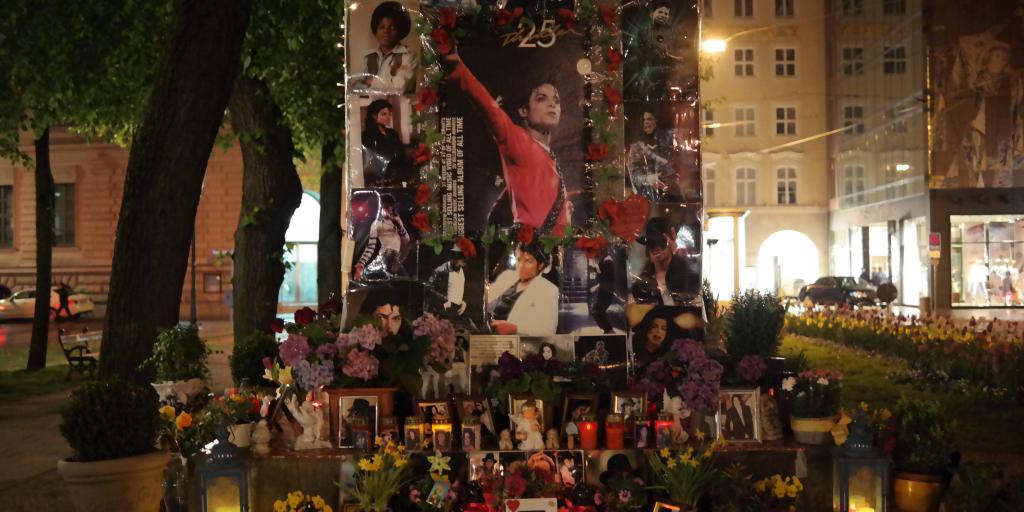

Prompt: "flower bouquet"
[273,490,333,512]
[633,339,723,416]
[646,441,727,508]
[344,438,412,512]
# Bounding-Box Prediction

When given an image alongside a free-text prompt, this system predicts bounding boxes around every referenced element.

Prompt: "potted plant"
[343,439,413,512]
[781,369,843,445]
[229,330,278,388]
[145,324,212,405]
[204,388,266,448]
[57,379,169,512]
[891,396,956,512]
[646,441,727,511]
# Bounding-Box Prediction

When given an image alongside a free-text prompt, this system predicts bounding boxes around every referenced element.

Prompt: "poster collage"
[338,0,706,493]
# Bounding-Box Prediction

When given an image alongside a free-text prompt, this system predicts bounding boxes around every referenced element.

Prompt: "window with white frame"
[842,47,864,75]
[883,0,906,14]
[841,0,863,16]
[734,0,753,17]
[0,185,12,248]
[703,108,716,137]
[704,167,716,206]
[703,0,713,17]
[775,106,796,135]
[735,167,756,205]
[734,48,755,76]
[884,46,907,74]
[776,167,797,204]
[843,105,864,135]
[774,48,796,76]
[53,183,75,247]
[775,0,794,17]
[735,108,756,137]
[843,165,865,203]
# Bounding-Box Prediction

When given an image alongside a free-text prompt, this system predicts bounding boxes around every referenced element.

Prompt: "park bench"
[58,328,101,380]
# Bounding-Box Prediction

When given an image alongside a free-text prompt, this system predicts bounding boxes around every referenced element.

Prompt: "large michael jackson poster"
[437,18,587,235]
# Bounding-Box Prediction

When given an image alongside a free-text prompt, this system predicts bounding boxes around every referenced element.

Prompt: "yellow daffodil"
[358,457,380,472]
[660,448,671,458]
[273,500,287,512]
[666,458,677,468]
[278,366,293,386]
[702,449,712,459]
[774,483,787,498]
[428,451,451,474]
[695,429,706,441]
[311,496,326,509]
[287,491,303,508]
[686,458,699,468]
[754,479,767,493]
[394,455,409,467]
[324,506,333,512]
[787,484,798,498]
[159,405,176,421]
[175,411,193,431]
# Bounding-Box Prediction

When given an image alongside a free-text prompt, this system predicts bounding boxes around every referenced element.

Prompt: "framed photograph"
[561,393,598,439]
[519,335,575,363]
[338,395,379,448]
[417,400,450,426]
[716,388,761,443]
[461,424,481,451]
[611,391,646,424]
[468,451,501,480]
[652,502,684,512]
[634,421,653,449]
[509,395,545,449]
[347,189,421,283]
[433,428,453,452]
[345,0,422,96]
[584,450,643,486]
[575,335,629,387]
[404,425,422,451]
[505,498,558,512]
[552,450,584,487]
[352,429,372,452]
[457,395,496,436]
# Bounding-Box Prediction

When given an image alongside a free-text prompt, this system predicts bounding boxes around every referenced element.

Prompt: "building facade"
[701,0,831,299]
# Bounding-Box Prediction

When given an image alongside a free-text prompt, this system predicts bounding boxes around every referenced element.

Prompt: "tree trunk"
[26,127,52,371]
[228,73,302,346]
[317,138,342,304]
[101,0,252,382]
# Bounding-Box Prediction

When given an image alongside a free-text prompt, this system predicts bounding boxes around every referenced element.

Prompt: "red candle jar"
[655,413,674,449]
[579,413,598,450]
[605,413,624,449]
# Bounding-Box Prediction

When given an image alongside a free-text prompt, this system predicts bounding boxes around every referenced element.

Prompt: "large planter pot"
[57,450,170,512]
[893,471,944,512]
[790,416,836,445]
[323,387,398,447]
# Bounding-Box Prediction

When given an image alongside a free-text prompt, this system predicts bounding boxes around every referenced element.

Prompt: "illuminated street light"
[702,38,727,54]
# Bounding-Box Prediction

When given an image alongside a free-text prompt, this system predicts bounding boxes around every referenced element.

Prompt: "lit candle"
[633,414,651,449]
[379,416,398,444]
[404,417,424,451]
[579,413,598,450]
[605,413,624,449]
[655,413,674,449]
[432,416,453,451]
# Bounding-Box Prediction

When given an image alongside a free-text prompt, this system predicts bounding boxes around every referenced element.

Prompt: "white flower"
[816,377,830,386]
[781,377,796,391]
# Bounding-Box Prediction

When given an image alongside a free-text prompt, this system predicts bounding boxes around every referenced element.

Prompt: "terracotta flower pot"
[893,471,944,512]
[790,416,836,445]
[58,450,170,512]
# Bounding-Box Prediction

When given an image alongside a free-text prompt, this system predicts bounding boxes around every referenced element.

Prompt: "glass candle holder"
[605,413,624,449]
[579,413,598,450]
[350,415,372,452]
[633,414,651,449]
[655,413,674,449]
[379,416,398,445]
[404,417,424,451]
[461,417,481,451]
[432,416,453,452]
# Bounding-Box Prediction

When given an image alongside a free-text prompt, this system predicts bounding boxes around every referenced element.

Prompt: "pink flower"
[339,324,383,351]
[504,473,527,497]
[342,349,380,381]
[279,334,310,367]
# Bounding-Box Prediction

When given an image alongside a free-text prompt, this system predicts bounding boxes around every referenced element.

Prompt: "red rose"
[414,183,432,205]
[411,211,432,233]
[557,8,575,30]
[603,84,622,114]
[270,318,285,333]
[575,236,609,258]
[413,143,432,166]
[294,307,315,326]
[599,4,617,27]
[605,47,622,71]
[455,236,477,258]
[318,295,342,316]
[586,143,608,161]
[415,87,437,112]
[439,7,457,29]
[431,28,453,55]
[517,225,535,245]
[598,198,623,223]
[497,7,524,25]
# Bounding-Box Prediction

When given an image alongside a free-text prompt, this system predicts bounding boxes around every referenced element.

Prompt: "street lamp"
[702,38,727,54]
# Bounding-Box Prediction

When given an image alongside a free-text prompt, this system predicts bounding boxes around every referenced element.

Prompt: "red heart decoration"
[506,499,520,512]
[610,194,650,243]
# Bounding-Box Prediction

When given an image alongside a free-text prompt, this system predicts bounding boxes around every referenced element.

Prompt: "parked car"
[0,286,95,320]
[798,276,877,306]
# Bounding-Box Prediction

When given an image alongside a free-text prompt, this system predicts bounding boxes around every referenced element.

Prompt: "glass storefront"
[951,215,1024,307]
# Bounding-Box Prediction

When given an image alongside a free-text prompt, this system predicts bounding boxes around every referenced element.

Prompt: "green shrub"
[892,396,956,474]
[944,463,1003,512]
[230,331,279,387]
[143,324,211,382]
[60,379,160,462]
[725,289,785,360]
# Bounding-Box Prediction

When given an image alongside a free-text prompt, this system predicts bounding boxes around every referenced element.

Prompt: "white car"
[0,287,95,320]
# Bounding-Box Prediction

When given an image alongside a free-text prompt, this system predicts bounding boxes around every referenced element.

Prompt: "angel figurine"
[513,400,545,451]
[285,395,331,450]
[545,428,560,450]
[662,389,691,445]
[498,429,514,450]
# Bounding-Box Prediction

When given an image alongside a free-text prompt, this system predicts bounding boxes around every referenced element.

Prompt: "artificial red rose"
[575,235,609,259]
[318,295,342,316]
[517,225,535,245]
[415,87,438,112]
[605,47,622,71]
[411,211,432,233]
[294,306,315,326]
[439,7,457,29]
[496,7,524,25]
[455,236,477,258]
[603,84,622,114]
[586,143,608,161]
[598,197,623,223]
[270,318,285,333]
[413,143,432,166]
[431,28,454,55]
[599,4,617,27]
[414,183,432,205]
[557,8,575,30]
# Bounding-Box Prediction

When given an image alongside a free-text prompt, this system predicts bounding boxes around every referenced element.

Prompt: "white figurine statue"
[513,400,545,451]
[420,367,442,399]
[662,389,691,445]
[498,429,514,450]
[251,419,271,455]
[545,428,560,450]
[285,395,331,450]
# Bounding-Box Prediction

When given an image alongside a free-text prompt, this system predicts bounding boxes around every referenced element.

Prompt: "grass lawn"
[780,334,1024,455]
[0,340,87,399]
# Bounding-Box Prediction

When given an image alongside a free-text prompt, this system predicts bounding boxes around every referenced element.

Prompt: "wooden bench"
[58,328,101,380]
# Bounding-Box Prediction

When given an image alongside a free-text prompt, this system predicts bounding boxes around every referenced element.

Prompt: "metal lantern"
[197,424,252,512]
[834,411,890,512]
